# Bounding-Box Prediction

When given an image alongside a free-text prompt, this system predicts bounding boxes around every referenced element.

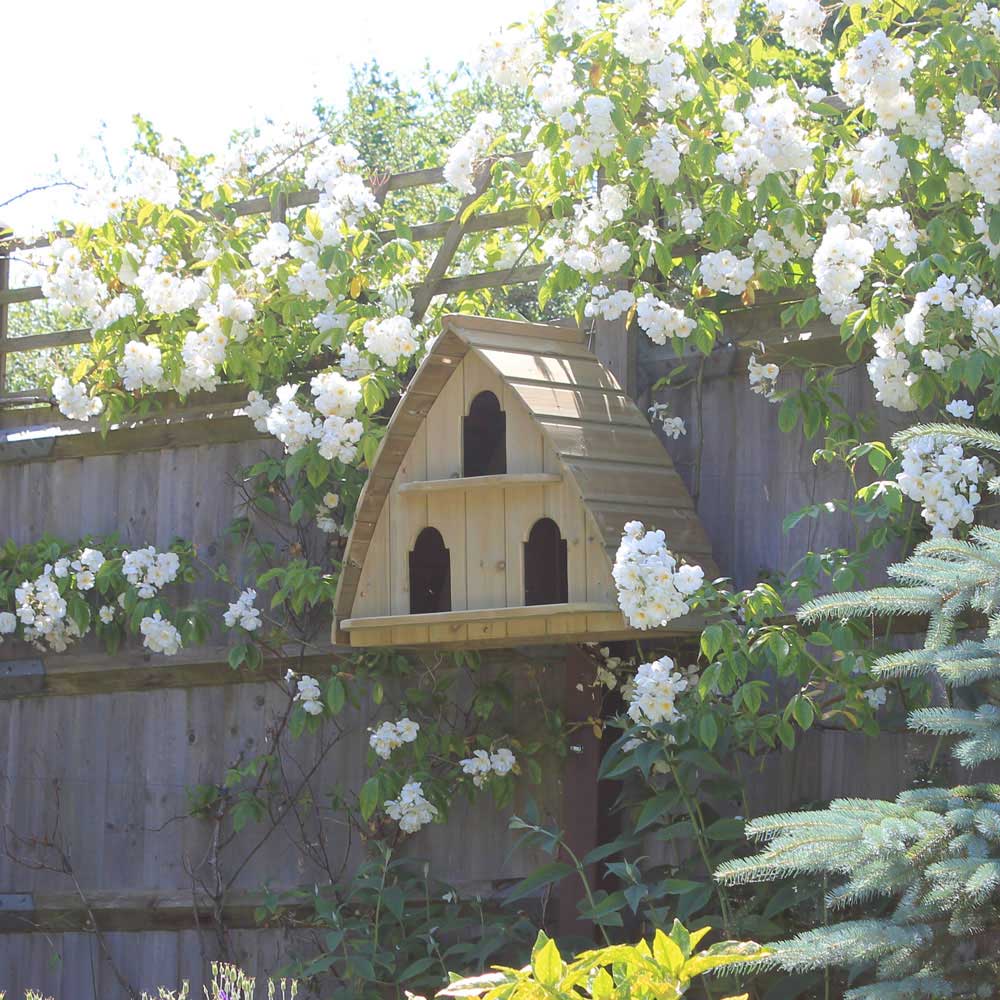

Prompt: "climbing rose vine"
[471,0,1000,422]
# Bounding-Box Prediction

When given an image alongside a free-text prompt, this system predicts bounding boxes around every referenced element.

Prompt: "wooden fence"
[0,161,923,998]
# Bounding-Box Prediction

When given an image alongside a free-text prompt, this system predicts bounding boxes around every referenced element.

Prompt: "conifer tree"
[717,424,1000,999]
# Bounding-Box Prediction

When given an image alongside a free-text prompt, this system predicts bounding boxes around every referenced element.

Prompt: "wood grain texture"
[334,315,718,640]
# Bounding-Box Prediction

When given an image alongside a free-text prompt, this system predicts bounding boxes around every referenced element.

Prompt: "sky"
[1,0,542,233]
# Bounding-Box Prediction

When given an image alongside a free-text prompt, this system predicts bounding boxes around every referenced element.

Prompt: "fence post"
[0,228,10,400]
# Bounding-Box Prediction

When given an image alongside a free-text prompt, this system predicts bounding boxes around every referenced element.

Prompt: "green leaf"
[66,593,91,634]
[698,713,719,750]
[777,397,799,433]
[705,817,746,841]
[399,956,436,981]
[762,883,803,920]
[359,777,380,821]
[285,447,310,479]
[635,789,680,832]
[792,696,814,730]
[700,624,724,661]
[381,885,405,921]
[679,748,730,778]
[990,208,1000,246]
[591,967,615,1000]
[504,862,574,904]
[669,918,693,958]
[776,719,795,749]
[228,644,247,669]
[662,878,703,894]
[325,676,346,714]
[307,455,328,488]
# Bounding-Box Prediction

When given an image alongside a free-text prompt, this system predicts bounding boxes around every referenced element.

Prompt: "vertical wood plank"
[389,424,428,614]
[585,513,616,606]
[121,450,161,547]
[503,383,544,473]
[48,458,84,538]
[0,243,9,395]
[503,485,545,607]
[425,363,463,479]
[79,453,122,538]
[465,486,506,610]
[102,692,146,896]
[424,368,466,610]
[543,445,588,603]
[353,507,391,617]
[559,646,602,936]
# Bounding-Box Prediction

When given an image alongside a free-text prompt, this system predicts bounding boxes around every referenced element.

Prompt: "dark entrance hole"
[524,517,568,606]
[463,390,506,477]
[409,527,451,614]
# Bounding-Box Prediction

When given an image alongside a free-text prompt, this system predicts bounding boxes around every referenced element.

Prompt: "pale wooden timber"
[343,601,617,629]
[396,472,561,494]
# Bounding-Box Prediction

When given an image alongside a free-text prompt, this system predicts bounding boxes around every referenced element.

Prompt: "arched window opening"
[463,390,506,477]
[409,527,452,614]
[524,518,568,606]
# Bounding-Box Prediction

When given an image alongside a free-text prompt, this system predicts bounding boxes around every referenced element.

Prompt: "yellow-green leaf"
[531,937,562,986]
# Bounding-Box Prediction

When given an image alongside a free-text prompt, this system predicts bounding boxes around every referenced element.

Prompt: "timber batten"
[333,315,717,648]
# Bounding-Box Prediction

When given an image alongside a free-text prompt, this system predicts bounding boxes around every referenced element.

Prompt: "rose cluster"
[122,546,181,598]
[246,382,364,464]
[223,589,261,632]
[612,520,703,629]
[289,673,324,715]
[896,435,984,537]
[626,655,690,726]
[459,747,517,787]
[369,718,420,759]
[384,780,438,834]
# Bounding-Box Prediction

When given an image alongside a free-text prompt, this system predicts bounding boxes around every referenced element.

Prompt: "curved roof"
[333,314,717,628]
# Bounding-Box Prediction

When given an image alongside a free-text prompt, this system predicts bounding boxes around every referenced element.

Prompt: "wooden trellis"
[0,152,549,407]
[0,151,850,413]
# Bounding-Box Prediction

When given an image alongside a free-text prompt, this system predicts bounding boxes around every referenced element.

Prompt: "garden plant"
[2,0,1000,996]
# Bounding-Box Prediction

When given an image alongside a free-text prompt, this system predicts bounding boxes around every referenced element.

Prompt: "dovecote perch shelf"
[332,315,717,650]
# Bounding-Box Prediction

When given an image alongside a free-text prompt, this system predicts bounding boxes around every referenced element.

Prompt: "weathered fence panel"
[0,153,909,997]
[0,332,958,999]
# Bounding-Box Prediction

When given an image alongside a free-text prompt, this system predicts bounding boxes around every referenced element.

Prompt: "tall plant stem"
[558,836,613,947]
[668,761,733,935]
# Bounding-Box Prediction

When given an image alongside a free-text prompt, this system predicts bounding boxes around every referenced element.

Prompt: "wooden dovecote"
[332,315,716,649]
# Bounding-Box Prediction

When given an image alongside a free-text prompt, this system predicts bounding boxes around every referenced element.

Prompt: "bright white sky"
[1,0,542,233]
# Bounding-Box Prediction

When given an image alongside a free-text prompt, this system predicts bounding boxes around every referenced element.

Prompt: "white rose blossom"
[613,520,703,629]
[627,655,689,726]
[385,780,438,834]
